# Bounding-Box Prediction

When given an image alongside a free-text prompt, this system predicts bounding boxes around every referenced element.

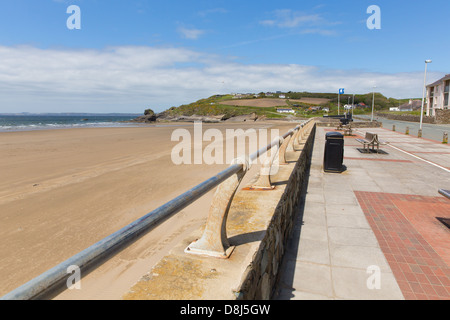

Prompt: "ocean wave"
[0,121,138,132]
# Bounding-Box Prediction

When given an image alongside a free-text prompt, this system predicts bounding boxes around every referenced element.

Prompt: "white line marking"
[355,130,450,173]
[387,144,450,173]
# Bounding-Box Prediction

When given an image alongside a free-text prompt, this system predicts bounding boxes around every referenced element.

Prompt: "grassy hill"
[155,92,416,119]
[160,95,287,119]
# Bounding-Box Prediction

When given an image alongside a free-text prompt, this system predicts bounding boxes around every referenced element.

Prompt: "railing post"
[185,157,250,259]
[292,125,303,149]
[293,125,305,151]
[249,137,283,190]
[286,127,299,152]
[278,130,294,165]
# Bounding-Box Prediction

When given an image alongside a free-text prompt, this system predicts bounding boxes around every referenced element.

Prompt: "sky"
[0,0,449,113]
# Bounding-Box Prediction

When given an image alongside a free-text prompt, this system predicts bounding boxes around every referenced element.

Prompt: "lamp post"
[371,86,377,122]
[352,94,355,118]
[420,60,432,133]
[338,92,340,115]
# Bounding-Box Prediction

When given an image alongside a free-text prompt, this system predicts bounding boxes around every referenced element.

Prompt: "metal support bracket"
[286,128,298,153]
[248,137,283,190]
[278,130,294,165]
[185,157,250,259]
[293,125,304,151]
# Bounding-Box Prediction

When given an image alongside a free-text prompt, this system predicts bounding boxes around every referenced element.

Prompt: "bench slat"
[355,132,389,153]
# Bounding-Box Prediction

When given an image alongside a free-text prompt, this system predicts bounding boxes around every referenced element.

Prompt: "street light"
[371,86,377,122]
[420,60,432,134]
[352,94,355,118]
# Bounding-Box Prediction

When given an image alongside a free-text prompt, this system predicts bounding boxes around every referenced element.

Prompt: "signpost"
[338,88,344,115]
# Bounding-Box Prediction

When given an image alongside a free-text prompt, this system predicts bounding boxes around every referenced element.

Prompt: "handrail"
[439,189,450,200]
[184,119,314,258]
[1,118,315,300]
[1,163,243,300]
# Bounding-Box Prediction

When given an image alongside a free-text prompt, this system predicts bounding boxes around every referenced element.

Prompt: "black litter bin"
[324,132,344,173]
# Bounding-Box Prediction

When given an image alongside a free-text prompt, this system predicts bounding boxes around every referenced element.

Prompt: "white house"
[277,108,295,114]
[426,74,450,116]
[398,99,422,112]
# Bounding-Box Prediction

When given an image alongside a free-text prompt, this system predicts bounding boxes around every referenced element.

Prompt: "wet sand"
[0,121,296,299]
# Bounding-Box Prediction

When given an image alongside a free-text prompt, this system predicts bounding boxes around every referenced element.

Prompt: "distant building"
[279,95,286,99]
[398,99,422,112]
[277,108,295,114]
[343,104,353,110]
[232,93,253,99]
[426,74,450,116]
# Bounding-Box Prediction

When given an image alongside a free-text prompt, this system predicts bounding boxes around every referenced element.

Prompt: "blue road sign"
[339,88,345,95]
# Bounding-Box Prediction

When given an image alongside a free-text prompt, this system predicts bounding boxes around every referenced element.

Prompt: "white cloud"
[260,9,340,36]
[261,9,322,28]
[198,8,228,17]
[177,27,206,40]
[0,45,442,113]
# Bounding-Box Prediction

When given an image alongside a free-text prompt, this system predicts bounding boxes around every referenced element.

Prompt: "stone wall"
[233,126,315,300]
[436,109,450,124]
[375,110,450,124]
[375,113,436,124]
[123,123,316,300]
[316,119,383,128]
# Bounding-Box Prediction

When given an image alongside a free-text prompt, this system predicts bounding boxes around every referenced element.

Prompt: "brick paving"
[275,125,450,300]
[355,192,450,300]
[344,157,413,163]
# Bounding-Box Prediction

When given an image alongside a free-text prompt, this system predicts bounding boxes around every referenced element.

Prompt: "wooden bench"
[356,132,388,153]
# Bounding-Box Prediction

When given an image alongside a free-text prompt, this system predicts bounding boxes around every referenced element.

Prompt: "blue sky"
[0,0,449,113]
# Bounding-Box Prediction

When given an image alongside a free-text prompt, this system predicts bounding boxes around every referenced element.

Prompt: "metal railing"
[1,118,315,300]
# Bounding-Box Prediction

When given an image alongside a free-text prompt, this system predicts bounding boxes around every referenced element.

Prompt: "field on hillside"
[291,98,332,105]
[219,98,331,108]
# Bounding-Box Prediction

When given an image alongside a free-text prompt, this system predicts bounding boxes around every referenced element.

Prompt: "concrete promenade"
[274,125,450,300]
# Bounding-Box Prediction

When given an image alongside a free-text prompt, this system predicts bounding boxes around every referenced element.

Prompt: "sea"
[0,114,141,132]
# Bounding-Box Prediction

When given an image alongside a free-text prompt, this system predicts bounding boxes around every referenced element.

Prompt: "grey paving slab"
[301,206,327,227]
[329,244,391,272]
[326,213,371,229]
[325,204,364,216]
[295,238,330,265]
[284,260,334,297]
[331,267,403,300]
[327,227,379,247]
[273,125,409,300]
[274,124,450,300]
[298,223,329,242]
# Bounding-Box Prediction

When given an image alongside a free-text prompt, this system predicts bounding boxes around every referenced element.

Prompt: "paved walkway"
[274,126,450,300]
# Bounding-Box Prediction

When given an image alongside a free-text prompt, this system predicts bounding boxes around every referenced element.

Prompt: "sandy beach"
[0,121,296,299]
